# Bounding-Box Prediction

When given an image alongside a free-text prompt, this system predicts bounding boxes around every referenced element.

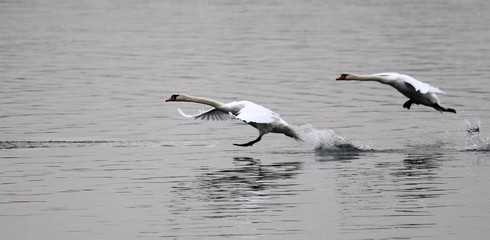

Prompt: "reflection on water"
[396,153,442,178]
[196,157,302,201]
[394,153,447,202]
[315,150,366,162]
[166,157,304,238]
[335,151,451,237]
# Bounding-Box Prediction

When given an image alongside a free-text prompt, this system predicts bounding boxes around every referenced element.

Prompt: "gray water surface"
[1,0,489,239]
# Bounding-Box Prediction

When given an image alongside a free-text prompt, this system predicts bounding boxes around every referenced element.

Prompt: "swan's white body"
[336,72,456,113]
[166,93,301,147]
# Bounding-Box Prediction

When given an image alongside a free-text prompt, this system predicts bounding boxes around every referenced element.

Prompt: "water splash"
[292,124,372,152]
[462,119,490,151]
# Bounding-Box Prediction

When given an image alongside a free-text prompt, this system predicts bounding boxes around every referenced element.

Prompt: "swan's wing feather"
[373,73,445,94]
[177,108,232,121]
[196,109,233,121]
[177,108,195,118]
[399,75,446,94]
[235,103,279,124]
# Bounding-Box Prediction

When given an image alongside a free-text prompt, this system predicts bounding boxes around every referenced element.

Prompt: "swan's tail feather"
[430,87,445,94]
[284,126,303,142]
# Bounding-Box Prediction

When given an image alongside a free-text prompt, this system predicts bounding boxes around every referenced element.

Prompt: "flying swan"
[166,93,301,147]
[336,72,456,113]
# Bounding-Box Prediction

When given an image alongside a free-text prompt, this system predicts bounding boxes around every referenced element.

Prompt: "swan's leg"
[434,103,457,114]
[403,100,414,110]
[233,135,263,147]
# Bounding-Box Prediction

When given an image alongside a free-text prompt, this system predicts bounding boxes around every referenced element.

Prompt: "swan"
[336,72,456,114]
[165,93,301,147]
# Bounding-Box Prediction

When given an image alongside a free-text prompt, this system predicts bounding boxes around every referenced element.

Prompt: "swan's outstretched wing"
[373,72,445,94]
[235,102,281,124]
[177,108,233,121]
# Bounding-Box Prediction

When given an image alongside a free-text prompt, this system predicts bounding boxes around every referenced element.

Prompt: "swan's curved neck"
[349,74,391,84]
[182,95,224,108]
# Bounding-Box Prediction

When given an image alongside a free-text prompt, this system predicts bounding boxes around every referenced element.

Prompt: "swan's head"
[336,73,355,80]
[166,93,190,102]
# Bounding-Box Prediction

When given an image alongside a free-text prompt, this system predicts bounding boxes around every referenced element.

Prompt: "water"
[1,0,489,239]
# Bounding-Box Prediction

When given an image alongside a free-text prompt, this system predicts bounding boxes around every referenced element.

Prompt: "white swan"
[166,93,301,147]
[336,72,456,114]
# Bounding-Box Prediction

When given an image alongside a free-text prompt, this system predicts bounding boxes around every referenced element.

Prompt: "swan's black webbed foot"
[403,100,414,110]
[233,135,262,147]
[434,103,457,114]
[233,142,254,147]
[445,107,457,114]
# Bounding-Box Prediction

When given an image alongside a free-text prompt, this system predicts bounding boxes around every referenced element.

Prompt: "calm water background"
[1,0,489,239]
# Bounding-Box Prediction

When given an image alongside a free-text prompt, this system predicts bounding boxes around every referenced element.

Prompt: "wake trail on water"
[291,124,373,152]
[0,140,171,149]
[2,120,486,152]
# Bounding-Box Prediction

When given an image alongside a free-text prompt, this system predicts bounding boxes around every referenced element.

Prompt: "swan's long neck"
[182,95,224,108]
[348,74,391,84]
